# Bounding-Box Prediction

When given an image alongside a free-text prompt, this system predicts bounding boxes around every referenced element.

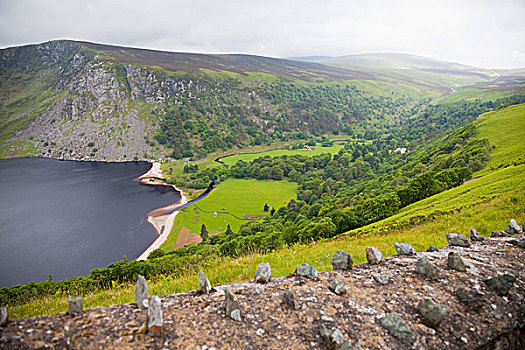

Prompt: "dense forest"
[153,79,410,158]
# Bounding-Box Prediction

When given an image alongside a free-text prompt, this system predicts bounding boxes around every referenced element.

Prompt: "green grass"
[440,86,525,104]
[353,164,524,234]
[160,178,297,250]
[473,104,525,176]
[0,140,40,158]
[220,143,345,165]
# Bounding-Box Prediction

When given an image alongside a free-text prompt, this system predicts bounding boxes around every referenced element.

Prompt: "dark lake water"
[0,158,180,288]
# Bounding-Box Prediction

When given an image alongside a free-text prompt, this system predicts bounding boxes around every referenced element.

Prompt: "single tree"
[200,224,209,241]
[270,207,276,216]
[263,203,269,212]
[225,224,234,235]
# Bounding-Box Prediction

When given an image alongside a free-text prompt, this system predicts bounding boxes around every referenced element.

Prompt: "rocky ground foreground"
[1,226,524,349]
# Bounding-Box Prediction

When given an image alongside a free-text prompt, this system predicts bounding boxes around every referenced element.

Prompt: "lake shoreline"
[135,162,187,260]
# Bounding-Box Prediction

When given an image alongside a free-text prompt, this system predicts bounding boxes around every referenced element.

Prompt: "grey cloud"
[0,0,524,68]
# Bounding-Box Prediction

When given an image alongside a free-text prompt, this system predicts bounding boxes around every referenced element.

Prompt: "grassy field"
[160,178,297,251]
[439,85,525,104]
[160,140,349,179]
[219,143,345,165]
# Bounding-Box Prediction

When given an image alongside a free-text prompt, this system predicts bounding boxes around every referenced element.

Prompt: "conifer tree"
[200,224,209,241]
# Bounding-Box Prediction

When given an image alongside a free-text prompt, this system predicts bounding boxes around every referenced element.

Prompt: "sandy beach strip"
[136,162,187,261]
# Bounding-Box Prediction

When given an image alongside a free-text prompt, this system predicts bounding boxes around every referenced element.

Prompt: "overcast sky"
[0,0,524,69]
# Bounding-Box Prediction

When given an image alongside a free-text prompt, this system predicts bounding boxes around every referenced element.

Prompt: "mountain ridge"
[1,40,524,163]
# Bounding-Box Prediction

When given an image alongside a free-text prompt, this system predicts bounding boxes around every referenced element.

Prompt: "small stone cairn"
[484,274,517,296]
[415,256,438,279]
[331,250,353,270]
[0,307,8,327]
[505,219,523,234]
[295,263,319,281]
[254,262,271,283]
[417,298,449,327]
[365,247,383,264]
[320,325,353,350]
[135,274,149,309]
[509,237,525,248]
[447,252,467,272]
[224,287,241,321]
[380,312,415,346]
[198,269,212,294]
[147,296,163,337]
[454,288,485,311]
[281,289,300,312]
[446,233,471,247]
[394,242,416,255]
[329,281,347,296]
[68,296,82,315]
[427,245,439,252]
[470,228,484,242]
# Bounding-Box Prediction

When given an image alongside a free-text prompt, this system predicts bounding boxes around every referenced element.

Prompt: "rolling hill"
[293,52,525,94]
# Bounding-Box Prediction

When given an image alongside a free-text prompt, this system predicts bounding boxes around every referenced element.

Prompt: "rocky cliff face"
[0,41,211,161]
